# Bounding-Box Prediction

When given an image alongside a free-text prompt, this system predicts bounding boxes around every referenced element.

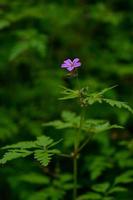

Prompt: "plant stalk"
[73,108,84,200]
[73,73,85,200]
[74,133,94,157]
[73,151,78,200]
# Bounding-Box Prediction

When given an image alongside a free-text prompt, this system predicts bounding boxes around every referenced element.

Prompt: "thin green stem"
[75,133,94,156]
[73,109,85,200]
[73,133,93,200]
[59,153,72,158]
[73,150,78,200]
[73,124,79,200]
[76,71,81,92]
[73,72,85,200]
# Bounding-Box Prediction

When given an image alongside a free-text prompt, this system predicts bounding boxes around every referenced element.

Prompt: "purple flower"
[61,58,81,71]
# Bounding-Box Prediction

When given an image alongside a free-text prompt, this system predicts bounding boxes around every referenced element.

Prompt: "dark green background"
[0,0,133,199]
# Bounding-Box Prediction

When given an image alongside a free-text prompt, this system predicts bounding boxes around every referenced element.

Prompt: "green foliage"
[44,111,123,134]
[60,86,133,113]
[0,150,32,164]
[26,173,73,200]
[114,170,133,185]
[0,135,60,166]
[9,29,47,61]
[108,187,127,194]
[0,0,133,199]
[3,141,38,149]
[92,182,110,193]
[77,192,102,200]
[120,140,133,153]
[102,99,133,113]
[34,150,51,166]
[59,86,79,100]
[85,155,112,180]
[114,150,133,168]
[78,173,133,200]
[18,172,50,184]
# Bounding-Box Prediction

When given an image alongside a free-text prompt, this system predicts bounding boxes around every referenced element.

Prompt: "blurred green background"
[0,0,133,200]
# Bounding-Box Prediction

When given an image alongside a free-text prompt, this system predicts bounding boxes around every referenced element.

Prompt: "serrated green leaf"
[48,139,62,148]
[103,99,133,113]
[2,141,37,149]
[114,171,133,185]
[83,120,123,133]
[0,135,60,165]
[77,86,133,114]
[9,42,29,61]
[34,150,51,166]
[61,111,77,122]
[59,86,79,100]
[48,149,61,154]
[114,150,133,168]
[108,186,127,194]
[98,85,118,95]
[19,173,50,184]
[36,135,54,147]
[77,192,102,200]
[0,150,32,164]
[87,156,112,180]
[92,182,110,193]
[43,111,122,134]
[43,120,72,129]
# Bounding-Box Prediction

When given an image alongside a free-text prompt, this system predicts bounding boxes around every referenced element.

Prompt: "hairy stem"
[73,108,84,200]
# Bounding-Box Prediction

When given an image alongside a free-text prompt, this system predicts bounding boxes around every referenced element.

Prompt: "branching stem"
[59,153,72,158]
[74,133,93,158]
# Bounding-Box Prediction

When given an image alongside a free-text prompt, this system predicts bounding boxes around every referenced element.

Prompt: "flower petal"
[61,63,68,68]
[73,58,80,64]
[67,66,74,71]
[74,62,81,68]
[64,59,72,66]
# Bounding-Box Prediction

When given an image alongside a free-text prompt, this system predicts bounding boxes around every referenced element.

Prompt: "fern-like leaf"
[92,182,110,193]
[77,192,102,200]
[114,170,133,185]
[0,150,32,164]
[43,111,123,133]
[34,150,51,166]
[0,135,60,166]
[36,135,54,147]
[59,86,79,100]
[103,98,133,113]
[83,120,123,133]
[3,141,37,149]
[108,186,127,194]
[98,85,118,95]
[43,120,72,129]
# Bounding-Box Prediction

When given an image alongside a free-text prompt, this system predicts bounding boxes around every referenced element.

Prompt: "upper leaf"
[102,98,133,113]
[59,86,79,100]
